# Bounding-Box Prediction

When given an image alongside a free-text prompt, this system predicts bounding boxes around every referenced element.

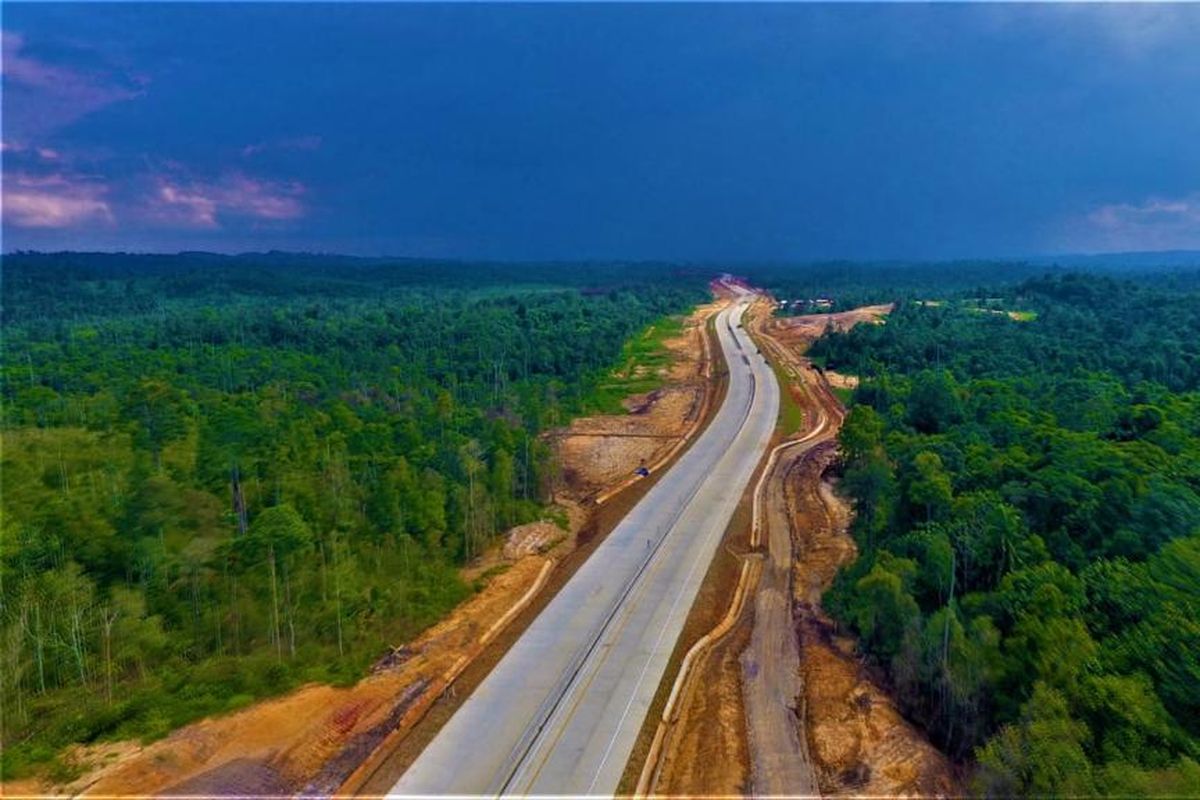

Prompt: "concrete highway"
[388,286,779,796]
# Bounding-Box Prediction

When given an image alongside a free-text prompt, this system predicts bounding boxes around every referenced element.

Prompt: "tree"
[121,379,190,469]
[909,451,952,522]
[975,683,1096,797]
[849,553,921,661]
[240,505,313,659]
[906,370,962,434]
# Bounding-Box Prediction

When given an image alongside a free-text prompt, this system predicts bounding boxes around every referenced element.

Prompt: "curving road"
[738,316,840,797]
[388,286,779,796]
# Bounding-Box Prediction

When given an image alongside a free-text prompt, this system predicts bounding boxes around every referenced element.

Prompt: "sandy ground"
[653,607,755,795]
[7,300,724,799]
[553,301,720,500]
[767,304,894,345]
[648,298,956,798]
[824,369,859,390]
[768,305,957,797]
[30,556,550,798]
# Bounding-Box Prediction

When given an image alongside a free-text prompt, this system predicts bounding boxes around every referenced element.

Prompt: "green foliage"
[767,356,806,435]
[580,314,685,415]
[0,254,705,777]
[818,273,1200,795]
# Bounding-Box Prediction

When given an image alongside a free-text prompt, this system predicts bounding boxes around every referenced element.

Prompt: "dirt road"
[760,307,957,797]
[738,304,844,796]
[649,301,956,798]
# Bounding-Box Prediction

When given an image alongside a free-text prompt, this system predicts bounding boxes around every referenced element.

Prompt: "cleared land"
[388,289,777,795]
[553,300,720,500]
[21,302,723,798]
[647,301,958,797]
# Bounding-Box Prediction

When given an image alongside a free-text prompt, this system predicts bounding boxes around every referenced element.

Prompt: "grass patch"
[582,314,687,414]
[963,303,1037,322]
[831,386,854,406]
[757,345,804,436]
[545,506,571,531]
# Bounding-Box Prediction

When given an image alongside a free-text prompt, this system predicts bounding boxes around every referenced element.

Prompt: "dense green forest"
[0,253,705,778]
[750,258,1200,315]
[812,274,1200,795]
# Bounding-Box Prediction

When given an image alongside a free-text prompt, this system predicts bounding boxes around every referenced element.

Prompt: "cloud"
[2,140,62,160]
[148,172,306,228]
[973,5,1200,62]
[2,172,113,228]
[1078,4,1200,61]
[1064,193,1200,252]
[2,141,307,232]
[154,181,219,228]
[241,135,323,158]
[1,30,145,138]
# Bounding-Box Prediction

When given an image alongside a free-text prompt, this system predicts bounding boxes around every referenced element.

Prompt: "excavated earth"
[553,300,720,500]
[648,302,958,798]
[13,301,723,798]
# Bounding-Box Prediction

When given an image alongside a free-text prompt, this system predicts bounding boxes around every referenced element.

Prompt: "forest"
[753,258,1200,316]
[813,273,1200,794]
[0,253,705,778]
[5,253,1199,795]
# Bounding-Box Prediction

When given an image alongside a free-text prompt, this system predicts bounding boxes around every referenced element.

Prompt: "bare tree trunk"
[33,599,48,695]
[68,602,88,687]
[9,603,29,722]
[231,464,249,536]
[331,534,344,658]
[230,571,242,655]
[268,544,282,661]
[100,605,119,704]
[283,559,296,659]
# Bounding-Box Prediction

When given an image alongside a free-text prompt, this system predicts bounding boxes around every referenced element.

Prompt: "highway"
[388,287,779,796]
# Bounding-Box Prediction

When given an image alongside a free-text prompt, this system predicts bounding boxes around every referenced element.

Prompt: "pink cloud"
[155,182,220,228]
[149,173,306,228]
[1,140,62,160]
[240,135,323,158]
[1074,193,1200,251]
[2,172,113,228]
[2,30,144,137]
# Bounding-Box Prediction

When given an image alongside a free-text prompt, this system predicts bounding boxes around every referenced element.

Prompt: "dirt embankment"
[767,308,957,797]
[768,303,894,343]
[647,301,956,798]
[644,296,834,796]
[792,449,955,797]
[553,299,721,501]
[13,301,724,799]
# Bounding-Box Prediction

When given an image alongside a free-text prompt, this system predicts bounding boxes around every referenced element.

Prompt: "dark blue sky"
[3,3,1199,260]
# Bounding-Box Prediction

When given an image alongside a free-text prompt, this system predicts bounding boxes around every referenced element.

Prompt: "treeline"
[813,274,1200,795]
[749,258,1200,316]
[0,253,705,778]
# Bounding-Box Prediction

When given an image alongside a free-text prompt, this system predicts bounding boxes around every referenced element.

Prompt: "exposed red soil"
[12,298,726,799]
[644,298,956,798]
[553,301,721,500]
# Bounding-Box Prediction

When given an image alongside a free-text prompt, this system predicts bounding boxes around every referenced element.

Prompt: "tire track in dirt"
[765,309,958,798]
[646,301,957,798]
[738,306,842,797]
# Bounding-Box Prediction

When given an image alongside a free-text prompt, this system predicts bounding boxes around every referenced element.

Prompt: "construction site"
[14,289,955,798]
